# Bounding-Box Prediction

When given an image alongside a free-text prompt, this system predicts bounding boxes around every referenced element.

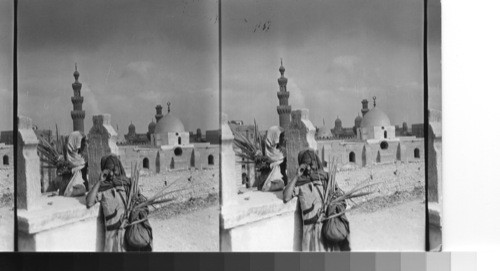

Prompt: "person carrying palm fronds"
[86,155,131,252]
[283,149,350,251]
[86,154,153,252]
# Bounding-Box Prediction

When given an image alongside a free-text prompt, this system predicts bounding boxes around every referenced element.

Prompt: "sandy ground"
[349,199,425,251]
[0,207,14,251]
[149,205,219,252]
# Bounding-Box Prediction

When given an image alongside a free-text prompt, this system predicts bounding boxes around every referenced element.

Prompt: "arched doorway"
[349,152,356,163]
[208,155,214,165]
[362,146,367,167]
[170,157,175,169]
[155,152,160,173]
[396,143,401,161]
[143,158,149,169]
[190,150,196,168]
[3,155,8,166]
[376,151,381,163]
[414,148,420,158]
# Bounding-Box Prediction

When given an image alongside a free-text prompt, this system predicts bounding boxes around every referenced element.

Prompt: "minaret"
[71,63,85,133]
[277,59,291,128]
[155,105,163,122]
[361,99,369,117]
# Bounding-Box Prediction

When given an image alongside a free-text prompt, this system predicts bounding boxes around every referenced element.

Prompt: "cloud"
[287,80,306,109]
[120,61,156,81]
[81,84,101,117]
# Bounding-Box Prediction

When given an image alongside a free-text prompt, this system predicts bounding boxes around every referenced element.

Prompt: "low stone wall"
[220,190,301,252]
[17,196,103,251]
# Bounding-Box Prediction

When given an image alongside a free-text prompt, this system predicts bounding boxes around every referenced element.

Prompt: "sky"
[0,0,13,132]
[18,0,218,138]
[222,0,439,131]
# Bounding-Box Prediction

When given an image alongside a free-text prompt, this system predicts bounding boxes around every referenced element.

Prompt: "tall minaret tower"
[277,59,291,128]
[71,63,85,133]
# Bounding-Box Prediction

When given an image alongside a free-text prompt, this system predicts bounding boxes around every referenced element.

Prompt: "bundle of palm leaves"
[318,158,380,223]
[121,163,188,228]
[36,127,72,176]
[231,120,272,171]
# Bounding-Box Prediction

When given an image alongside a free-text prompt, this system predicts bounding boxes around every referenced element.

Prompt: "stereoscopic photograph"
[0,0,14,252]
[16,0,219,251]
[220,0,439,251]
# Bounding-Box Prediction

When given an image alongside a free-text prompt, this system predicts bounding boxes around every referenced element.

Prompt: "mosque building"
[271,61,424,168]
[65,67,219,174]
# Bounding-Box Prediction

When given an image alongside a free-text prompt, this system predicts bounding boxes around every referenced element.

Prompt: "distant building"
[0,131,13,145]
[411,124,425,138]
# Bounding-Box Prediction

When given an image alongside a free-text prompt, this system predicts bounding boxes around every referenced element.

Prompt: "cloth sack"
[321,202,350,243]
[124,194,153,251]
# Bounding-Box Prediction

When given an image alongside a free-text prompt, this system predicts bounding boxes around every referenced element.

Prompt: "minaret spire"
[277,59,291,128]
[71,64,85,133]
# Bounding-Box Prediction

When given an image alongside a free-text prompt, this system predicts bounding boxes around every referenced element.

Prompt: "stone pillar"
[87,114,119,187]
[427,109,442,251]
[220,113,237,206]
[17,116,42,210]
[285,109,317,181]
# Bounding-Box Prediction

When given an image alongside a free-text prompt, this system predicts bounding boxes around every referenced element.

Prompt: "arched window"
[178,137,182,145]
[208,155,214,165]
[3,155,8,166]
[414,148,420,158]
[349,152,356,163]
[143,158,149,169]
[384,130,388,139]
[174,147,183,156]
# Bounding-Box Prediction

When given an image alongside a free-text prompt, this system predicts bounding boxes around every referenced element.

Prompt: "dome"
[317,126,332,138]
[335,117,342,125]
[360,107,391,128]
[154,113,185,134]
[148,120,156,130]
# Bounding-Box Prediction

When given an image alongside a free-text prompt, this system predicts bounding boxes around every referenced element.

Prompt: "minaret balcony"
[277,91,289,98]
[71,110,86,119]
[277,105,291,114]
[71,96,84,104]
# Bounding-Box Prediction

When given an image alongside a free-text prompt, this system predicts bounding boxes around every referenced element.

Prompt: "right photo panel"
[220,0,429,251]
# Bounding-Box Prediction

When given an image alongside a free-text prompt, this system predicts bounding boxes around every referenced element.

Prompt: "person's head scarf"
[98,154,131,192]
[265,126,284,163]
[66,131,86,171]
[296,149,328,187]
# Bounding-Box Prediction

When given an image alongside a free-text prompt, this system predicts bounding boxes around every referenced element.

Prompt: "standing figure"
[283,149,350,251]
[86,155,131,252]
[260,126,285,191]
[60,131,87,197]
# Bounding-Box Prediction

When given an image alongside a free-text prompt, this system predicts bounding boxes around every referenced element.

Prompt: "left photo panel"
[17,0,220,251]
[0,0,14,252]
